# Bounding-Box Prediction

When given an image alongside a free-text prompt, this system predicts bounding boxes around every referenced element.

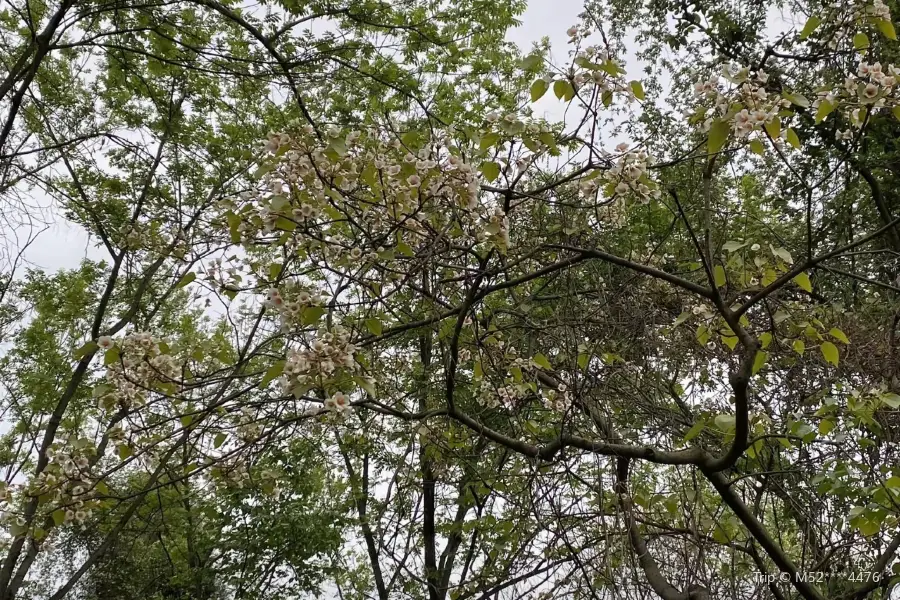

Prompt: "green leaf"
[377,247,395,262]
[480,161,501,182]
[829,328,849,344]
[723,240,747,252]
[819,419,835,435]
[886,475,900,488]
[532,353,552,370]
[261,360,285,388]
[530,79,549,102]
[354,375,376,397]
[630,80,645,100]
[684,421,705,442]
[786,128,801,149]
[696,324,710,345]
[92,384,112,398]
[176,271,196,288]
[881,393,900,408]
[893,106,900,122]
[714,414,735,432]
[480,132,500,150]
[180,415,193,428]
[793,272,812,293]
[820,341,839,366]
[274,216,296,231]
[366,318,383,336]
[520,54,542,72]
[52,510,66,527]
[253,162,272,179]
[538,131,558,153]
[752,351,768,375]
[770,245,794,265]
[268,262,282,280]
[764,118,780,139]
[8,523,26,538]
[553,79,575,101]
[214,433,227,449]
[748,139,765,155]
[714,265,727,288]
[74,341,99,360]
[577,353,590,369]
[401,130,420,149]
[815,100,836,123]
[721,335,739,351]
[473,361,483,380]
[226,212,242,243]
[673,311,691,327]
[782,92,810,108]
[328,137,347,157]
[104,347,120,366]
[877,19,897,40]
[117,444,132,460]
[519,136,537,153]
[858,519,880,537]
[799,16,822,39]
[301,306,326,326]
[793,340,805,355]
[853,32,870,50]
[708,119,730,154]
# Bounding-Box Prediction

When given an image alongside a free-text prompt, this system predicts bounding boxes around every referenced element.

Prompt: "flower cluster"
[236,407,263,441]
[224,124,524,276]
[477,205,511,249]
[96,332,180,411]
[546,36,636,106]
[279,327,360,396]
[544,386,572,412]
[832,59,900,138]
[213,459,282,499]
[470,342,574,414]
[694,68,789,142]
[116,222,149,251]
[480,380,522,409]
[222,461,251,488]
[114,221,188,258]
[204,256,246,290]
[871,0,891,20]
[23,443,100,529]
[324,391,352,414]
[264,286,327,332]
[577,144,660,210]
[606,144,660,203]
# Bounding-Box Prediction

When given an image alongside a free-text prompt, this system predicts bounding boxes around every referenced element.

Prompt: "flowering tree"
[0,0,527,598]
[2,0,900,599]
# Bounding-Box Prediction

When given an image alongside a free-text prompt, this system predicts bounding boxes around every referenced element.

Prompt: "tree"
[0,0,526,598]
[2,0,900,599]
